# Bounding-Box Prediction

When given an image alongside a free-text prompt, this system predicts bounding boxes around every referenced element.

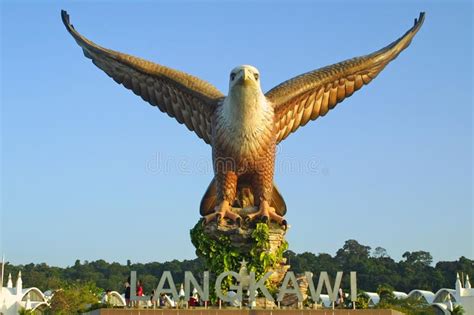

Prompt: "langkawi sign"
[129,270,357,303]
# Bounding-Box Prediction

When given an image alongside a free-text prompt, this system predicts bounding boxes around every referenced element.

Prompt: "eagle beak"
[241,68,252,84]
[243,69,252,81]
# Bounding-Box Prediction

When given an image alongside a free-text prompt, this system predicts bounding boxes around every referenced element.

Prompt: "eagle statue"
[62,10,425,227]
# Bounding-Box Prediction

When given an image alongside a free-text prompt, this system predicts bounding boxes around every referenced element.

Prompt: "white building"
[102,290,125,307]
[0,272,49,315]
[406,273,474,314]
[364,292,380,306]
[407,289,436,304]
[357,273,473,315]
[438,273,474,314]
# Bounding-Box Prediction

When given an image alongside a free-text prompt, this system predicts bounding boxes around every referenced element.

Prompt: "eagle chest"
[212,111,275,170]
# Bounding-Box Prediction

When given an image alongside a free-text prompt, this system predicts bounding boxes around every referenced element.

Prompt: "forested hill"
[3,240,472,295]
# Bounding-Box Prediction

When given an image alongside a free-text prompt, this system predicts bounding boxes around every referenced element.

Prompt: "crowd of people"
[120,278,202,309]
[105,278,346,309]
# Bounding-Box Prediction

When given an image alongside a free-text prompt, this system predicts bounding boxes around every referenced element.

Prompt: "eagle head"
[222,65,268,129]
[229,65,261,90]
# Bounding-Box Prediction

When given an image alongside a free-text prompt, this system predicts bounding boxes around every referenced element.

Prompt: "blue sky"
[1,1,472,267]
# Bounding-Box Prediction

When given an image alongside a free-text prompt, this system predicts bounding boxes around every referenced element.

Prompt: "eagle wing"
[266,13,425,143]
[62,10,224,144]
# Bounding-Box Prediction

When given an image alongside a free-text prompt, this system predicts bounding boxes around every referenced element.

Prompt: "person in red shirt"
[135,280,144,308]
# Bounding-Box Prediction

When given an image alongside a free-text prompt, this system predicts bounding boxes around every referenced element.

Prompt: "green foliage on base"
[248,223,288,279]
[190,220,287,289]
[190,220,240,286]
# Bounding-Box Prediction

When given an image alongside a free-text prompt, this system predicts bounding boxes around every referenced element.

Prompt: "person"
[101,289,112,305]
[124,282,131,308]
[137,280,143,296]
[150,290,157,308]
[159,293,166,308]
[178,284,186,308]
[135,280,144,308]
[188,296,197,307]
[336,287,344,306]
[189,287,200,307]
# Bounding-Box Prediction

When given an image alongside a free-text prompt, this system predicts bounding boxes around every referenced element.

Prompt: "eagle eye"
[254,73,259,80]
[230,73,236,81]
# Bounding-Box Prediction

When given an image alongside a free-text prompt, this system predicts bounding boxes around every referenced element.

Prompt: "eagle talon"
[203,201,241,226]
[246,200,286,226]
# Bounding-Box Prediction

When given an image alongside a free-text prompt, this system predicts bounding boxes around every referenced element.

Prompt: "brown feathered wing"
[62,10,224,144]
[267,13,425,143]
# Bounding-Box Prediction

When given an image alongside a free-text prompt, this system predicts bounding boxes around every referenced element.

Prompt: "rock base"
[191,210,290,289]
[204,218,290,286]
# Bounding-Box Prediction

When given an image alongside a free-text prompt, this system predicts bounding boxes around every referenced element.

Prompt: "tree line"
[3,240,472,295]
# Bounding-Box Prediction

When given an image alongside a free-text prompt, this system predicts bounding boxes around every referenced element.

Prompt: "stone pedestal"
[190,208,289,289]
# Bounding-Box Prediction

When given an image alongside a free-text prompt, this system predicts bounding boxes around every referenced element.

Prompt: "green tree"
[402,251,433,266]
[377,284,395,302]
[398,251,443,291]
[373,247,388,258]
[436,256,474,288]
[452,304,465,315]
[336,240,371,262]
[48,282,101,314]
